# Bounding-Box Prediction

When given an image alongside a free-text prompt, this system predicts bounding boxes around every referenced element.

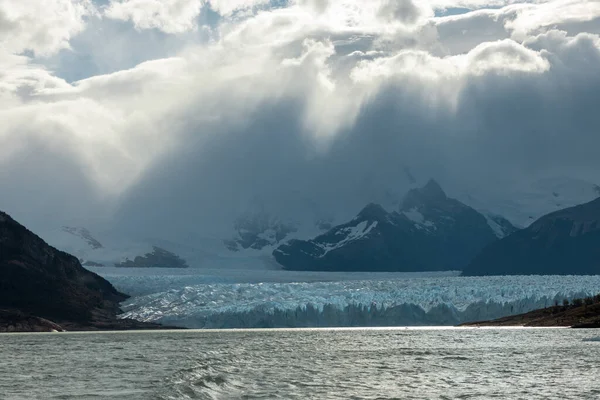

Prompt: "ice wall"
[116,275,600,328]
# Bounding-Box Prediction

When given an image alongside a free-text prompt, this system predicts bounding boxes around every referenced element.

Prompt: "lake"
[1,328,599,399]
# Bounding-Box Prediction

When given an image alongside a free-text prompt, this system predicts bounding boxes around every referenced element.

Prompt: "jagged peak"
[357,203,389,221]
[401,179,447,210]
[421,179,447,199]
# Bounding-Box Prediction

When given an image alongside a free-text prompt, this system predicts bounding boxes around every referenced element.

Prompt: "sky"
[1,0,600,237]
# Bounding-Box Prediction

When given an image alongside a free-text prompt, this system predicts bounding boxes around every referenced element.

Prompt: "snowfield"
[92,270,600,329]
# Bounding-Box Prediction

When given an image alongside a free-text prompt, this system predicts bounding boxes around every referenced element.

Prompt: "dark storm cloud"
[2,0,600,238]
[110,29,600,240]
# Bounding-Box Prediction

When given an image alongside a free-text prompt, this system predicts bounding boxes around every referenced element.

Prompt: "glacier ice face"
[114,274,600,329]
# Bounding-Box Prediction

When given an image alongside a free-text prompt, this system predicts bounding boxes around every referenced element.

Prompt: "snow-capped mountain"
[400,180,517,239]
[273,180,515,272]
[35,173,596,272]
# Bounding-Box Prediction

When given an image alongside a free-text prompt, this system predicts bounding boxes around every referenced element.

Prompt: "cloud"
[1,0,600,237]
[208,0,271,16]
[103,0,274,33]
[506,0,600,39]
[0,0,94,56]
[433,0,600,54]
[104,0,204,33]
[112,28,600,237]
[377,0,432,25]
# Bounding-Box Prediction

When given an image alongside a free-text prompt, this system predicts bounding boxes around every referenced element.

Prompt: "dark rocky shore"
[463,296,600,328]
[0,211,180,333]
[0,309,182,333]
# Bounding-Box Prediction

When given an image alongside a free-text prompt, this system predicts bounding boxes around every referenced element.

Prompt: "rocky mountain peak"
[273,180,511,272]
[422,179,447,199]
[401,179,447,210]
[356,203,389,221]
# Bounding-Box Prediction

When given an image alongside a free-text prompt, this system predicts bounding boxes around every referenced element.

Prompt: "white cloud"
[104,0,278,33]
[1,0,600,232]
[466,38,550,74]
[506,0,600,39]
[378,0,433,25]
[105,0,204,33]
[0,0,94,56]
[208,0,271,16]
[351,38,549,87]
[433,0,600,54]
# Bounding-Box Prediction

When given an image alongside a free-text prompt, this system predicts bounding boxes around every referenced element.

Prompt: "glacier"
[107,272,600,329]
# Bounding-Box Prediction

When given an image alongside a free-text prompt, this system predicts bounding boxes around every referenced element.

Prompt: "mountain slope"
[274,203,429,272]
[0,210,170,331]
[462,197,600,276]
[274,180,512,272]
[399,180,509,269]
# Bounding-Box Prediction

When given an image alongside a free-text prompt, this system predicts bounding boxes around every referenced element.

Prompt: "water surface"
[1,328,599,399]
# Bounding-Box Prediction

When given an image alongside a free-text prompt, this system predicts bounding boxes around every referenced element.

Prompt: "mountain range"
[17,175,600,275]
[2,177,600,332]
[273,180,516,272]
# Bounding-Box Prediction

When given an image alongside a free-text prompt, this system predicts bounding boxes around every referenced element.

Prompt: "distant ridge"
[462,197,600,276]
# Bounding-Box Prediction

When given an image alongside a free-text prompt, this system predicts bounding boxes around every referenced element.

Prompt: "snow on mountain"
[36,174,595,272]
[318,220,380,255]
[115,274,600,329]
[273,180,512,272]
[402,208,437,231]
[483,213,519,239]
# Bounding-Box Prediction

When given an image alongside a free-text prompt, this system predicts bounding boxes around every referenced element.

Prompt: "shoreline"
[0,309,183,333]
[0,325,575,334]
[462,301,600,328]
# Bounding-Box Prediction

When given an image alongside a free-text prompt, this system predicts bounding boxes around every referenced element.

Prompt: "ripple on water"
[0,328,600,399]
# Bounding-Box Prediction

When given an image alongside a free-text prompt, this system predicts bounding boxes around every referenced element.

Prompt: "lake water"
[1,328,599,399]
